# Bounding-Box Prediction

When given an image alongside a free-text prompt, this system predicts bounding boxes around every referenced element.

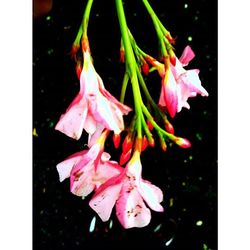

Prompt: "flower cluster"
[55,0,208,229]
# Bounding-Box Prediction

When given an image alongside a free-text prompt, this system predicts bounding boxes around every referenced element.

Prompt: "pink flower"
[56,132,123,199]
[158,46,208,118]
[89,151,164,229]
[55,50,132,140]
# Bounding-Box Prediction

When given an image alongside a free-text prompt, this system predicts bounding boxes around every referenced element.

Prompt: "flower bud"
[169,50,176,66]
[141,137,148,152]
[113,133,121,149]
[175,137,191,148]
[159,137,167,152]
[148,137,155,148]
[147,120,154,131]
[75,63,82,80]
[120,149,132,165]
[142,62,149,75]
[166,33,176,45]
[164,121,174,134]
[120,49,125,63]
[122,135,133,153]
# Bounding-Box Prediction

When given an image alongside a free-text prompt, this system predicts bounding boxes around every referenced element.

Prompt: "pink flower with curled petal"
[158,46,208,118]
[89,151,164,229]
[55,50,132,140]
[56,131,123,199]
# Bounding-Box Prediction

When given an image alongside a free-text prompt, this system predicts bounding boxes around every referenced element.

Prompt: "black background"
[33,0,217,249]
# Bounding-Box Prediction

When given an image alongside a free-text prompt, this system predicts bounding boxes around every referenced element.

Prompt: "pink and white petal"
[84,112,97,135]
[96,73,132,115]
[55,95,88,140]
[87,123,105,148]
[182,70,209,96]
[161,71,178,118]
[70,169,95,197]
[89,94,122,134]
[56,150,87,182]
[94,160,124,188]
[179,46,195,66]
[158,84,166,106]
[139,180,164,212]
[89,176,124,222]
[116,186,151,229]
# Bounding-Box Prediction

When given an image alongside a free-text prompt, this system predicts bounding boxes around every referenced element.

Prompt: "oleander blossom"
[158,46,209,118]
[89,151,164,229]
[56,132,123,199]
[55,50,132,140]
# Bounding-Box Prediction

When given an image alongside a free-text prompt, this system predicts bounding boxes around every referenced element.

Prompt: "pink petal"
[89,174,124,222]
[96,73,132,115]
[116,184,151,229]
[94,159,124,189]
[179,46,195,66]
[88,94,123,134]
[56,150,87,182]
[139,180,164,212]
[70,168,95,198]
[55,94,88,140]
[159,71,178,118]
[87,123,105,147]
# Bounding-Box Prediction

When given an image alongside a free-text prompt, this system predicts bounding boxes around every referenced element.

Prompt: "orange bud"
[166,33,176,45]
[75,63,82,80]
[122,135,133,153]
[120,149,132,165]
[169,50,176,66]
[164,122,175,134]
[175,138,191,148]
[113,133,121,149]
[141,137,148,152]
[148,137,155,148]
[160,138,167,152]
[120,49,125,63]
[142,62,149,75]
[147,120,154,131]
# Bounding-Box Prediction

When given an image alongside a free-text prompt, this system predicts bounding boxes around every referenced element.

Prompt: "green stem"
[116,0,143,138]
[141,103,176,141]
[120,72,129,103]
[82,0,94,38]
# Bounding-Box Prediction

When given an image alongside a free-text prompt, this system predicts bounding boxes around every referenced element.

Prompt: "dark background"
[33,0,217,249]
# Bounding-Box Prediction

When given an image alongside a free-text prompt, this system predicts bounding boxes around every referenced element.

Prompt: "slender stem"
[141,103,176,141]
[120,72,129,103]
[82,0,94,38]
[116,0,143,138]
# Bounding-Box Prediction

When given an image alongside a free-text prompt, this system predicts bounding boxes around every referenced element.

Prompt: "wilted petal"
[116,184,151,229]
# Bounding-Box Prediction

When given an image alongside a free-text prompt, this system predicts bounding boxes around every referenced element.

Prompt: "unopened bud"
[75,63,82,80]
[113,133,121,149]
[166,33,176,45]
[148,137,155,148]
[142,62,149,75]
[141,137,148,152]
[164,121,175,134]
[175,137,191,148]
[70,44,80,60]
[122,135,133,153]
[159,137,167,152]
[147,120,154,131]
[120,149,132,165]
[169,50,176,66]
[120,49,125,63]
